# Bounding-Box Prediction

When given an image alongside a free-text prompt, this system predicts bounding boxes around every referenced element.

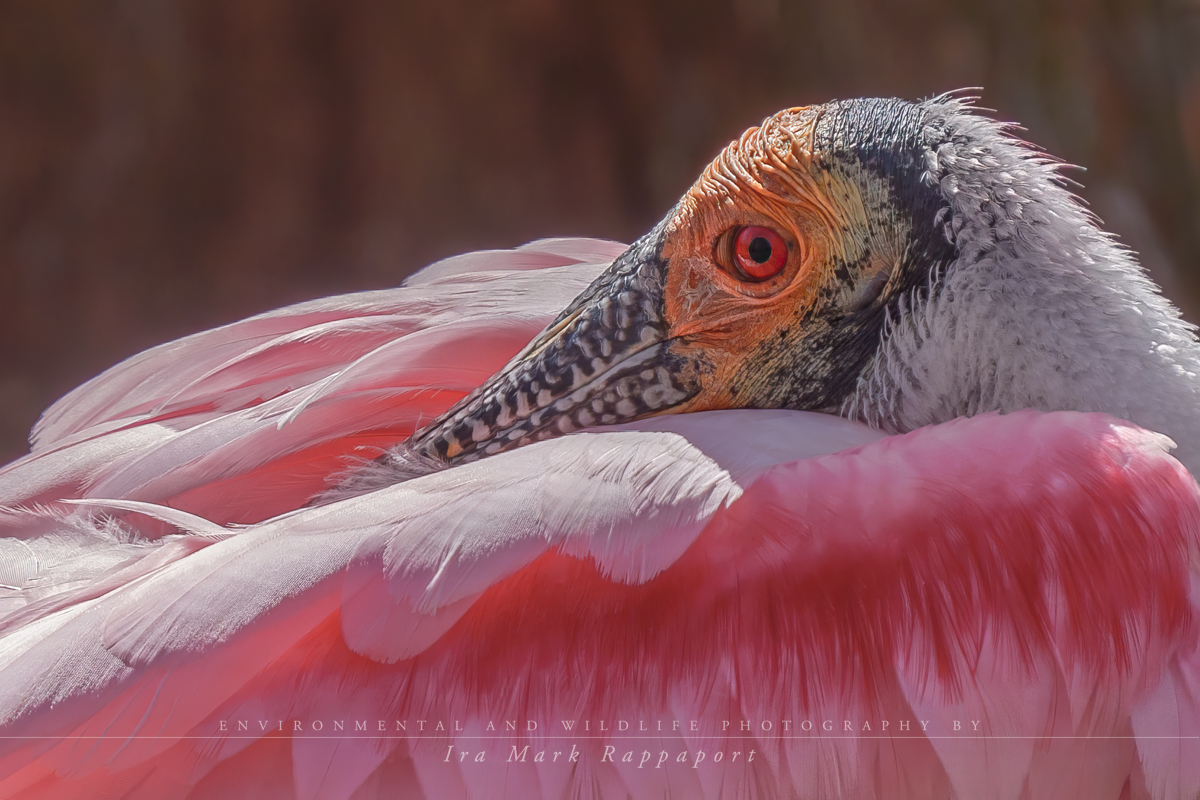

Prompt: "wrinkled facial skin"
[662,106,913,415]
[399,98,954,472]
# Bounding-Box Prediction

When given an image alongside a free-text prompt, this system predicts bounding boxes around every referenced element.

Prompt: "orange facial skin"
[658,106,901,415]
[403,101,930,473]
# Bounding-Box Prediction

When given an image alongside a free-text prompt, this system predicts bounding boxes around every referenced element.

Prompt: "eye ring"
[729,225,790,282]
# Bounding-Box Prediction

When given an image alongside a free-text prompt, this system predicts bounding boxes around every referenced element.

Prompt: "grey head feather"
[845,96,1200,474]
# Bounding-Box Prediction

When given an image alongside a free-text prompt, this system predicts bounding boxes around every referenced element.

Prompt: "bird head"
[399,95,1200,474]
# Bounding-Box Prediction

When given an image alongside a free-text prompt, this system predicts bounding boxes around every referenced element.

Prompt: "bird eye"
[731,226,789,282]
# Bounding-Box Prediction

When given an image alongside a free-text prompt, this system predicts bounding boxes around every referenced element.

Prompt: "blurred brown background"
[2,0,1199,463]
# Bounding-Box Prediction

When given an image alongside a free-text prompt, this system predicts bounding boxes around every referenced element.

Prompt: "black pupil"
[747,236,772,264]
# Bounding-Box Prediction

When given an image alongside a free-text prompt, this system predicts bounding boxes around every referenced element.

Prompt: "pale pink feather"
[0,240,1197,800]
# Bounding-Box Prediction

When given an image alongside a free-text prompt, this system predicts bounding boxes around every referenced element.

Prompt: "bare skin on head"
[387,100,946,482]
[660,106,901,414]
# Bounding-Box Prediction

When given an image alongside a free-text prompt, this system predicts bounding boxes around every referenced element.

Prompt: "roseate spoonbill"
[1,94,1199,800]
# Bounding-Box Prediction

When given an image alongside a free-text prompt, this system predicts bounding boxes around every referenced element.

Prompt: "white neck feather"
[848,100,1200,474]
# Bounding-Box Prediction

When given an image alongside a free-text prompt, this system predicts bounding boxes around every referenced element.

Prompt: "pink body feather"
[0,241,1197,800]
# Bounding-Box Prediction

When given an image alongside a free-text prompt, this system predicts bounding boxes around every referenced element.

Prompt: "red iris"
[733,226,789,281]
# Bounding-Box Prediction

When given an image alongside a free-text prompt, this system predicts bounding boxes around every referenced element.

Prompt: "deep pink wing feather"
[0,239,1197,800]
